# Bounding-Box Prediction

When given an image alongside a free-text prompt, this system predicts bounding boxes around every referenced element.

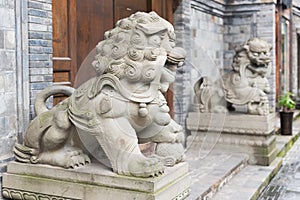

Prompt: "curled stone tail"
[34,85,75,115]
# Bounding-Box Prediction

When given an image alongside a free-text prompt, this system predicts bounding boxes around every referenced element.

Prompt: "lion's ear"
[242,44,249,52]
[268,44,272,50]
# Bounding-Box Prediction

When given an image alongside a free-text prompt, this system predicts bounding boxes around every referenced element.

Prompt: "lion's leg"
[138,119,184,144]
[42,110,71,150]
[137,119,185,166]
[94,117,164,177]
[35,111,90,168]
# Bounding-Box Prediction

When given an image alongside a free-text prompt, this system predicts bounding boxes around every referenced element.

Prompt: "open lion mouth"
[256,59,271,68]
[167,47,186,67]
[257,63,269,68]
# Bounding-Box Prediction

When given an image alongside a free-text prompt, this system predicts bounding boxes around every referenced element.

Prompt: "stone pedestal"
[2,162,190,200]
[186,112,277,165]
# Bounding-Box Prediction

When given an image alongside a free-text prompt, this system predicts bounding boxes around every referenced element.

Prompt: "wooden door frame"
[52,0,77,86]
[68,0,78,85]
[297,32,300,96]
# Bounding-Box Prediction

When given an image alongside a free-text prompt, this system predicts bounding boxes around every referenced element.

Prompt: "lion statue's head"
[231,38,272,77]
[245,38,272,68]
[92,11,185,87]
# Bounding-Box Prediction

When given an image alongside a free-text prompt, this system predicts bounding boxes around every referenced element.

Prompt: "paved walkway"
[259,116,300,200]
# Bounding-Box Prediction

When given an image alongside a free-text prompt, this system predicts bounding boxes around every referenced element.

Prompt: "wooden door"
[74,0,150,86]
[76,0,113,69]
[74,0,114,86]
[114,0,150,23]
[53,0,175,111]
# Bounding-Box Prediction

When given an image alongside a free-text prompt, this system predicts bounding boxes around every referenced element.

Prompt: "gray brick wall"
[0,0,17,199]
[172,0,226,126]
[190,0,225,91]
[173,0,192,126]
[292,6,300,96]
[0,0,17,157]
[28,0,53,118]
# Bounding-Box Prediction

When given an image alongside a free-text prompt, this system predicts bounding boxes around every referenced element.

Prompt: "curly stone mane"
[92,11,175,78]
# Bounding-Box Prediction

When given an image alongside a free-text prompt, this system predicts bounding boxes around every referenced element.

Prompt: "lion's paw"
[155,143,185,167]
[67,153,91,168]
[120,155,164,177]
[37,147,91,168]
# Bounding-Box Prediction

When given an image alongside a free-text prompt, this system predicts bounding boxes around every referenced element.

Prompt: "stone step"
[209,116,300,200]
[212,157,282,200]
[186,150,249,199]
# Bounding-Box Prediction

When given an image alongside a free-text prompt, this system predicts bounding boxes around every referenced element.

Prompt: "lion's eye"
[252,52,259,56]
[160,33,167,38]
[149,35,161,47]
[169,40,176,48]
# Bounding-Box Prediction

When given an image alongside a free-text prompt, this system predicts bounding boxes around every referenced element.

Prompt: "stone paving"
[258,140,300,199]
[212,158,282,200]
[258,116,300,200]
[186,149,248,199]
[195,112,300,200]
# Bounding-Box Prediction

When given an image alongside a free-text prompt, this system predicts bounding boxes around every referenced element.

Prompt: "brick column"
[0,0,18,156]
[173,0,192,126]
[28,0,53,118]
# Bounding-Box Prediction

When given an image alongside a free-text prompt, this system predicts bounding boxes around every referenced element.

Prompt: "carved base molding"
[2,188,77,200]
[186,112,277,166]
[2,187,191,200]
[2,162,190,200]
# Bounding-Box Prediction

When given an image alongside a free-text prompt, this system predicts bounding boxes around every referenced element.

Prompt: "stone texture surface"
[0,0,18,199]
[184,114,300,199]
[190,0,224,80]
[258,114,300,200]
[186,149,248,199]
[186,112,277,165]
[2,162,190,200]
[0,0,17,157]
[173,0,192,127]
[213,158,282,200]
[0,155,14,200]
[187,112,276,134]
[193,112,300,199]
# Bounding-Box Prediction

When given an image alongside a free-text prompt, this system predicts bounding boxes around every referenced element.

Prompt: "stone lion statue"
[14,11,186,177]
[194,38,272,115]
